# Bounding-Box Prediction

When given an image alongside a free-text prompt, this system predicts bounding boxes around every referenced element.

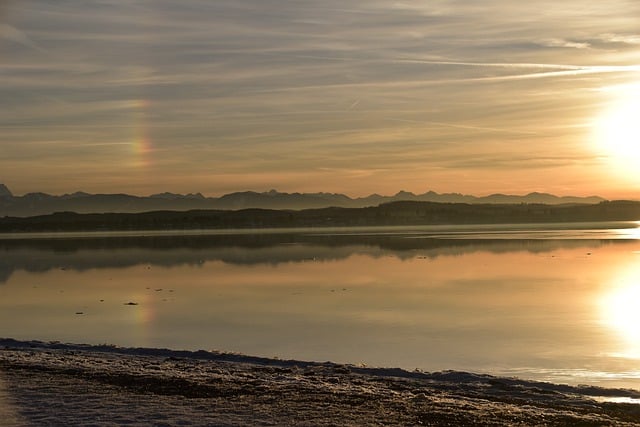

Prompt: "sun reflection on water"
[612,221,640,240]
[600,264,640,359]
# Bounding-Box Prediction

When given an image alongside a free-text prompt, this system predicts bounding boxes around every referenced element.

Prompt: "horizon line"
[0,184,614,201]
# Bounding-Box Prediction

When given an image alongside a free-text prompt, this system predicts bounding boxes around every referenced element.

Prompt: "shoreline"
[2,339,640,426]
[3,201,640,234]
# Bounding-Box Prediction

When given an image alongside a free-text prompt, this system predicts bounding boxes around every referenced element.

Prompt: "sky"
[1,1,640,199]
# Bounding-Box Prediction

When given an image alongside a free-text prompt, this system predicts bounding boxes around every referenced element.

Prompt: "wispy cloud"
[0,23,44,52]
[1,0,639,197]
[599,33,640,45]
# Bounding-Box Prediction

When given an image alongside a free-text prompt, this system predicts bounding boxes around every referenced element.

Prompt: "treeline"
[1,200,640,232]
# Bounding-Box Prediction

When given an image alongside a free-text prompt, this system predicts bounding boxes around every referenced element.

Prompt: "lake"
[2,222,640,389]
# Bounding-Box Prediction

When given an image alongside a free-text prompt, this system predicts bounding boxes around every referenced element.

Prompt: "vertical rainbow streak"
[129,289,156,348]
[132,99,152,167]
[138,291,156,347]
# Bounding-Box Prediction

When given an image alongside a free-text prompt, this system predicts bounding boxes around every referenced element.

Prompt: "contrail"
[394,58,588,70]
[395,58,640,77]
[246,63,640,94]
[385,117,539,135]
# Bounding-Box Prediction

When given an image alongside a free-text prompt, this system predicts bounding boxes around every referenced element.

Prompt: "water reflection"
[600,262,640,359]
[2,224,640,389]
[0,225,636,284]
[0,374,25,426]
[613,221,640,239]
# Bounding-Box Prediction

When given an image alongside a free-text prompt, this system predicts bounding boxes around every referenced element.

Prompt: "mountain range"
[0,183,606,217]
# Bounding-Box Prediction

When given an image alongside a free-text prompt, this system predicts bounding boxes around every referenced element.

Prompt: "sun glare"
[600,267,640,358]
[592,84,640,177]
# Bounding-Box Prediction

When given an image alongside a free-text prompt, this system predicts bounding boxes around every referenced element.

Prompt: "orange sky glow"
[1,1,640,199]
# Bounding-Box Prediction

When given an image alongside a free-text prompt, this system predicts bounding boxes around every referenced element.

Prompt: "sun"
[592,84,640,176]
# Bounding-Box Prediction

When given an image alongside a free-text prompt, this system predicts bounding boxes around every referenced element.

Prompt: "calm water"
[2,222,640,389]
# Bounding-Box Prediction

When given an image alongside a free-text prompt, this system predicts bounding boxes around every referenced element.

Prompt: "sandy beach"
[1,339,640,426]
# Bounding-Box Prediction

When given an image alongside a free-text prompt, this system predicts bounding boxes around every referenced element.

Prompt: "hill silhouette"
[0,184,606,217]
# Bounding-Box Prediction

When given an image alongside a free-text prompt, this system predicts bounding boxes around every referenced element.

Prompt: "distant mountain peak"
[0,187,609,217]
[0,184,12,198]
[73,191,90,196]
[150,192,205,200]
